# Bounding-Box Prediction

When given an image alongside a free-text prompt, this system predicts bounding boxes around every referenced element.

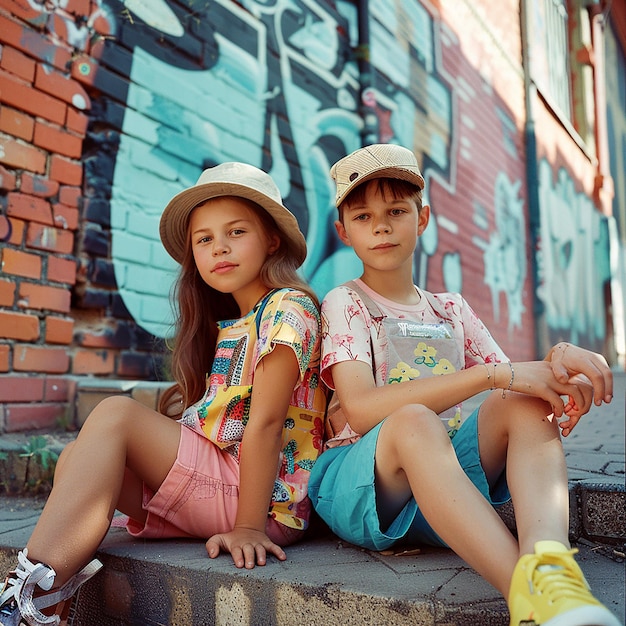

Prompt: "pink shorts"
[126,425,302,547]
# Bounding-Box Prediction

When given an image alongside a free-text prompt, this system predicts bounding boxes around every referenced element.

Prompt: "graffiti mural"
[536,159,610,349]
[73,0,457,339]
[474,172,526,330]
[1,0,544,357]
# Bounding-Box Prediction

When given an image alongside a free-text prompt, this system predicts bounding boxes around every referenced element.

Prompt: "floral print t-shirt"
[180,289,327,530]
[320,279,507,448]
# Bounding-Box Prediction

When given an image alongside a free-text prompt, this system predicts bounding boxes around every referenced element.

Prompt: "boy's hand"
[558,373,594,437]
[206,527,286,569]
[549,343,613,406]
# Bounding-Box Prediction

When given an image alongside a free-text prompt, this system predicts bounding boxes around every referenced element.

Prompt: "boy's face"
[335,181,429,273]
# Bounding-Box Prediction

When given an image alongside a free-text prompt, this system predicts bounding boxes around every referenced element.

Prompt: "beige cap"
[159,162,307,266]
[330,144,425,207]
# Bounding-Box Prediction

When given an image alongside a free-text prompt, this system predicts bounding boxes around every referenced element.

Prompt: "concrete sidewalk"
[0,373,624,625]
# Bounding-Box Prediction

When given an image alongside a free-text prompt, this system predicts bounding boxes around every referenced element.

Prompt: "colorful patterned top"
[180,289,327,530]
[320,279,507,448]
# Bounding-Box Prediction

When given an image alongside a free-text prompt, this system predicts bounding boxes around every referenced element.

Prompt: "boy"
[308,144,620,626]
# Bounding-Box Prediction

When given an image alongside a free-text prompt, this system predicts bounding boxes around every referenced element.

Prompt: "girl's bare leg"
[25,396,181,587]
[374,404,519,596]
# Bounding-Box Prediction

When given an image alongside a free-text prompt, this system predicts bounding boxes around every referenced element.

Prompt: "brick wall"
[0,1,167,432]
[0,0,619,434]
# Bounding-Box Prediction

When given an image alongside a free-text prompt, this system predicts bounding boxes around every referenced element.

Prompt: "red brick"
[0,375,45,402]
[52,203,79,231]
[18,283,71,313]
[65,0,91,17]
[6,217,25,245]
[58,185,81,208]
[13,345,70,373]
[0,214,11,243]
[0,344,9,372]
[21,173,59,198]
[0,135,46,173]
[0,45,36,82]
[33,120,82,158]
[49,154,82,185]
[0,70,66,125]
[44,376,73,402]
[45,316,74,345]
[0,310,40,341]
[4,403,65,432]
[70,54,98,87]
[26,223,74,254]
[1,248,42,279]
[0,106,34,141]
[0,278,16,306]
[66,107,89,135]
[48,255,77,285]
[35,64,91,111]
[7,192,53,225]
[0,0,40,20]
[0,164,17,191]
[72,348,114,375]
[0,13,72,72]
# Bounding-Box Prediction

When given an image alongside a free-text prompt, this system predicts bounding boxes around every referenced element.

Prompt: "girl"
[0,162,327,626]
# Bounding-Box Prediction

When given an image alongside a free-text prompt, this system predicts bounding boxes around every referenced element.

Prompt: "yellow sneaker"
[508,541,622,626]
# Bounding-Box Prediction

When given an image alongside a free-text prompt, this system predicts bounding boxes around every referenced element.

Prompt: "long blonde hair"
[159,198,316,418]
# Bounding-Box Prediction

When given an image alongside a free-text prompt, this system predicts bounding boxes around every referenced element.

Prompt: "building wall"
[0,0,619,433]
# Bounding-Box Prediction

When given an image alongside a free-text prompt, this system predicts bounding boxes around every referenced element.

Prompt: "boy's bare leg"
[477,392,569,555]
[375,404,519,596]
[25,396,181,587]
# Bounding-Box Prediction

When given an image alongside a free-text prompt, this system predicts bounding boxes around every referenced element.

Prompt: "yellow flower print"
[389,361,420,384]
[433,358,456,375]
[447,410,462,432]
[414,342,437,366]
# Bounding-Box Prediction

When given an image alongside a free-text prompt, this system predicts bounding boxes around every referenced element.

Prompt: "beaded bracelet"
[502,361,514,399]
[482,362,497,390]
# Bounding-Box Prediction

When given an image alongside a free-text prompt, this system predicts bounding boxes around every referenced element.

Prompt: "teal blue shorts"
[308,406,510,551]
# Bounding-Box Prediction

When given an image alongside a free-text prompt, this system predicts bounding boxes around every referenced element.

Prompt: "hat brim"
[160,182,307,266]
[336,166,425,207]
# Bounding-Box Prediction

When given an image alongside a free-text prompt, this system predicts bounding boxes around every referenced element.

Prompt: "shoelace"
[528,551,591,603]
[0,549,56,620]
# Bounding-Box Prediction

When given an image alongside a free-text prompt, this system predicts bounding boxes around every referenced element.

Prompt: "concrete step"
[0,373,623,624]
[0,498,624,626]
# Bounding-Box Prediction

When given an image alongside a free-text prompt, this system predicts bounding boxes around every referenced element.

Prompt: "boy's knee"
[385,404,444,440]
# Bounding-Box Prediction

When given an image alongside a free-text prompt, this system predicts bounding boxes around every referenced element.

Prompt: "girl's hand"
[549,342,613,406]
[206,527,286,569]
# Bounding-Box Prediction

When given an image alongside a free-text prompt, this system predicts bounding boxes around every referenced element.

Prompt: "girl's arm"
[332,357,589,436]
[206,343,299,568]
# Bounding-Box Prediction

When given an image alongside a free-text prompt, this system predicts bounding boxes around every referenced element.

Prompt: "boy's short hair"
[337,178,423,222]
[330,144,425,208]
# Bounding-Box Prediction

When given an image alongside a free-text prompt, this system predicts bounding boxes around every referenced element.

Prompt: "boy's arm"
[545,342,613,405]
[332,357,589,435]
[206,344,299,568]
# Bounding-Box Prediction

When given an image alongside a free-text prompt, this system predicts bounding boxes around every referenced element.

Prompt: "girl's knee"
[54,440,75,479]
[83,395,142,431]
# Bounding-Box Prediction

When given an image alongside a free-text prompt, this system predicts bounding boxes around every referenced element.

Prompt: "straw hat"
[330,144,425,207]
[159,162,307,266]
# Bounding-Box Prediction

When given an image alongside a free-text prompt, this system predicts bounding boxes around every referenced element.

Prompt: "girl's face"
[189,197,279,314]
[335,182,429,274]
